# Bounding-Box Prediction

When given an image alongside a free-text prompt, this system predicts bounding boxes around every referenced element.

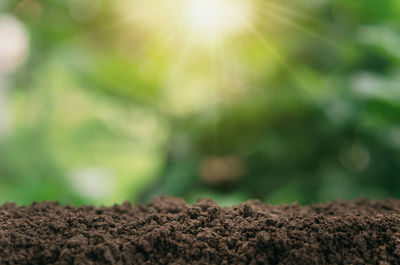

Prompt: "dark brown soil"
[1,197,400,265]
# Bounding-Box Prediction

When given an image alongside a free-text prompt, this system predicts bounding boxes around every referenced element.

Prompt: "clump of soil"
[1,197,400,265]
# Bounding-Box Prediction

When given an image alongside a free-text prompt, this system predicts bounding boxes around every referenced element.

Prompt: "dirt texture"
[1,197,400,265]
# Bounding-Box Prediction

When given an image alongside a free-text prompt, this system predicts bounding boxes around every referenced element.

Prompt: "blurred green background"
[1,0,400,206]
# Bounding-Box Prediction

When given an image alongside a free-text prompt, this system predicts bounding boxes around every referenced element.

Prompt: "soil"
[1,197,400,265]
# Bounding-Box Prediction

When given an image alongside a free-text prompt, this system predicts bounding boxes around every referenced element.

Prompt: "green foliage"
[1,0,400,205]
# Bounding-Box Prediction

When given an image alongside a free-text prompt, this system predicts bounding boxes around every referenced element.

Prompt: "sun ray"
[234,8,318,101]
[255,0,337,47]
[218,39,241,100]
[145,16,183,60]
[208,38,219,152]
[216,41,228,95]
[228,35,259,85]
[164,28,195,88]
[259,0,324,25]
[57,0,179,49]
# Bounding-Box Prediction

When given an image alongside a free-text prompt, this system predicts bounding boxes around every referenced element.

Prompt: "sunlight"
[183,0,252,42]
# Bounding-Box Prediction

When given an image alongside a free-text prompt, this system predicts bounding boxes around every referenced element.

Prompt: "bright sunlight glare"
[120,0,254,46]
[183,0,252,42]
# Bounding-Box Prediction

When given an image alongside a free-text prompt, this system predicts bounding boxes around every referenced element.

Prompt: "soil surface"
[1,197,400,265]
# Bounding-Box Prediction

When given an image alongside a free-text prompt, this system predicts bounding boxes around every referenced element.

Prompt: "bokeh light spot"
[14,0,43,22]
[0,15,29,74]
[67,0,102,22]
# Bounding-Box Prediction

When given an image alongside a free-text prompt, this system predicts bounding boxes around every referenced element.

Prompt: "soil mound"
[1,197,400,264]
